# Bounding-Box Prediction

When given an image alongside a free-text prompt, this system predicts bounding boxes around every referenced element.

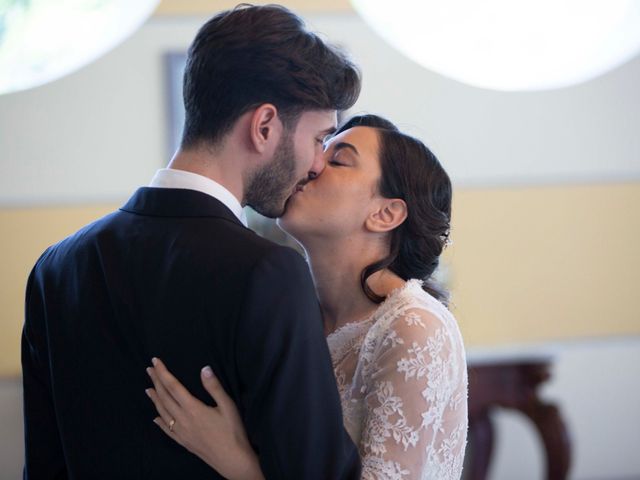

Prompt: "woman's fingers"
[151,357,197,409]
[152,416,184,446]
[146,388,176,430]
[200,366,229,409]
[146,366,183,422]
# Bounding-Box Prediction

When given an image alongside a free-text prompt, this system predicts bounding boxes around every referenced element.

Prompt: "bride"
[145,114,468,479]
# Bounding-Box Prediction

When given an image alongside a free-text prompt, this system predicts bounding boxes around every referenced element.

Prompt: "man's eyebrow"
[320,126,337,137]
[333,142,359,156]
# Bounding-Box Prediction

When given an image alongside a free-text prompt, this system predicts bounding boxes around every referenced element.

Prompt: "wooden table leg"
[518,401,571,480]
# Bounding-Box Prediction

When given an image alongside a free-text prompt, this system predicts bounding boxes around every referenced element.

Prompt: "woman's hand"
[145,358,264,480]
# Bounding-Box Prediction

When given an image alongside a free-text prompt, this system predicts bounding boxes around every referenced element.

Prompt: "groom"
[22,5,361,479]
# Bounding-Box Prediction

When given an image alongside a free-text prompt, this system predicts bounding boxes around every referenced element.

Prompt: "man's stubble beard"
[245,131,298,218]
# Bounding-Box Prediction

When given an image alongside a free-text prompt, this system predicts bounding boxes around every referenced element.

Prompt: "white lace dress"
[326,280,468,480]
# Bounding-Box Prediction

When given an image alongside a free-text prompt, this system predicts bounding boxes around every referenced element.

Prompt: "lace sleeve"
[359,307,468,480]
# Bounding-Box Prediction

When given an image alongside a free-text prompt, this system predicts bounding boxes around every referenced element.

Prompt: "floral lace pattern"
[327,280,468,480]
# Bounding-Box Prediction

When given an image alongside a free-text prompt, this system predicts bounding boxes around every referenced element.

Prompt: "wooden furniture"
[465,352,572,479]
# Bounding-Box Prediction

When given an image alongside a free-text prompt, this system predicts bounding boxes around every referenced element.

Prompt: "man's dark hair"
[181,4,361,149]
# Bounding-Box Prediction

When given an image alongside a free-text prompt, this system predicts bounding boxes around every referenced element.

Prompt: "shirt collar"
[149,168,248,226]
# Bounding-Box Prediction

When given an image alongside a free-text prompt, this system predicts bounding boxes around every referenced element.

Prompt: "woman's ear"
[249,104,282,153]
[366,198,408,233]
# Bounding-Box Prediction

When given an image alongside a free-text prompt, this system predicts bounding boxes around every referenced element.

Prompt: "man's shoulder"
[204,223,306,278]
[33,206,303,281]
[35,210,121,266]
[171,213,290,258]
[246,242,307,275]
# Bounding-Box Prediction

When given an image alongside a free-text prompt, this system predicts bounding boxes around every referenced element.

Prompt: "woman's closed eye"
[328,152,350,166]
[330,157,354,167]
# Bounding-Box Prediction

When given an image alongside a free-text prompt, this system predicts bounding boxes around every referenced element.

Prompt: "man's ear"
[249,104,282,153]
[365,198,408,233]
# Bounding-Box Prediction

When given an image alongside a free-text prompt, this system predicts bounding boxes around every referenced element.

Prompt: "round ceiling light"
[0,0,160,95]
[351,0,640,91]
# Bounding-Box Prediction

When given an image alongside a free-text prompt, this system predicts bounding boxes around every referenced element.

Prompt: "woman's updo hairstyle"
[334,114,452,306]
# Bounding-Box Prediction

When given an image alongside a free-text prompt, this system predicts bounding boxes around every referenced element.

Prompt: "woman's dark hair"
[335,114,452,306]
[181,4,361,149]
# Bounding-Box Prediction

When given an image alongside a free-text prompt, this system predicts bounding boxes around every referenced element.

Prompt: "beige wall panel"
[447,182,640,345]
[2,182,639,375]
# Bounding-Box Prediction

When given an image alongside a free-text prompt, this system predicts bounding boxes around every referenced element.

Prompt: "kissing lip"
[285,183,306,205]
[294,182,307,194]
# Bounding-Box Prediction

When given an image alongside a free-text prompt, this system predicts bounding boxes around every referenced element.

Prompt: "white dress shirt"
[149,168,248,226]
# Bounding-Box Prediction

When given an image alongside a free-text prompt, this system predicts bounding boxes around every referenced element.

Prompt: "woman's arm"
[358,308,468,479]
[145,358,265,480]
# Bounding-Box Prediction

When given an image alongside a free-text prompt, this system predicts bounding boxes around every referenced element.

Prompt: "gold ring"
[169,419,176,432]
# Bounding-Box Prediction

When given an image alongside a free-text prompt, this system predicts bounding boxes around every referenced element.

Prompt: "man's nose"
[307,149,327,180]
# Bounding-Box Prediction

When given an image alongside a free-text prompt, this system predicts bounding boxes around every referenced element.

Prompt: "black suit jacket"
[22,187,361,479]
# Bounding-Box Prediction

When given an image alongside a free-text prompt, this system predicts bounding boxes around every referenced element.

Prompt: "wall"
[4,12,640,204]
[1,7,639,479]
[3,183,640,375]
[2,14,639,375]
